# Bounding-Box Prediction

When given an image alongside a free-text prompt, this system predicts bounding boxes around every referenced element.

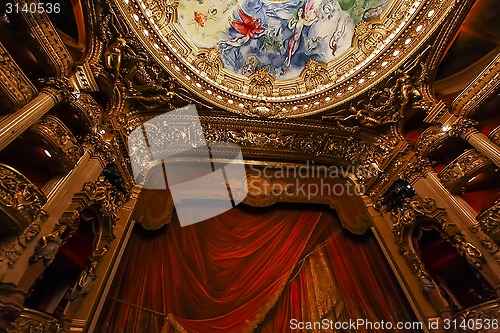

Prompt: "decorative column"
[44,133,114,210]
[448,116,500,168]
[401,160,500,270]
[0,77,78,151]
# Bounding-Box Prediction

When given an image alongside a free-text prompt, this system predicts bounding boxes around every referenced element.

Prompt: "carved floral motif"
[248,68,274,97]
[7,309,67,333]
[0,164,47,235]
[438,149,491,191]
[0,44,36,107]
[477,200,500,244]
[194,48,223,80]
[300,60,330,91]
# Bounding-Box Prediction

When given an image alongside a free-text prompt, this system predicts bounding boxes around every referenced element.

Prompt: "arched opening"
[427,137,473,173]
[24,208,101,318]
[0,132,68,189]
[48,102,93,140]
[413,221,495,311]
[461,168,500,214]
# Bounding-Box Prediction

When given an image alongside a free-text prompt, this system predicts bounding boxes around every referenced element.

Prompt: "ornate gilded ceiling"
[114,0,457,117]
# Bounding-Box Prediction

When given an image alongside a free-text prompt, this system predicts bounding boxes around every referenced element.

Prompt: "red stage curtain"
[96,203,418,333]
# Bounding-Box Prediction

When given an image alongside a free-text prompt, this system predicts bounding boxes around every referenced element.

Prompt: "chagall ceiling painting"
[177,0,390,79]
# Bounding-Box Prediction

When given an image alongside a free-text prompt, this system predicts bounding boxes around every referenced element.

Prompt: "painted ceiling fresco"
[178,0,390,79]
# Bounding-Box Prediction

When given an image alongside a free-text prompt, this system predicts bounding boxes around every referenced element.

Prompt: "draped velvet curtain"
[96,203,419,333]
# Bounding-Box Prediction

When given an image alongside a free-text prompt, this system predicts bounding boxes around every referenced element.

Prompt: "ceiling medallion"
[116,0,454,117]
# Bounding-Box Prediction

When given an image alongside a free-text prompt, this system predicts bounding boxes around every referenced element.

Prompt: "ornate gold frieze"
[127,115,392,181]
[452,51,500,118]
[488,125,500,147]
[30,115,84,169]
[322,65,426,129]
[111,0,456,117]
[70,93,101,129]
[0,43,37,108]
[0,164,47,236]
[437,149,491,192]
[12,0,73,76]
[451,300,500,332]
[477,200,500,244]
[7,308,67,333]
[415,126,449,157]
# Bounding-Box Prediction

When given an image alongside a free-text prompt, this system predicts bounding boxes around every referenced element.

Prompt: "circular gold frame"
[115,0,456,117]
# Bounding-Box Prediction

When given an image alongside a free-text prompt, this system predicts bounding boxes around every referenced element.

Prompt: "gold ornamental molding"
[0,43,37,109]
[30,115,84,169]
[7,308,66,333]
[111,0,457,118]
[437,149,492,193]
[127,113,393,181]
[477,200,500,245]
[415,126,448,157]
[452,50,500,117]
[12,0,73,77]
[0,164,47,236]
[488,125,500,147]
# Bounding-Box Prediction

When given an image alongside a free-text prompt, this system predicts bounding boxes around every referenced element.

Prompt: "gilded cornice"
[13,0,73,76]
[433,48,500,97]
[488,125,500,147]
[437,149,492,193]
[110,0,458,118]
[30,115,84,169]
[0,43,37,108]
[126,113,394,178]
[0,164,47,237]
[451,50,500,118]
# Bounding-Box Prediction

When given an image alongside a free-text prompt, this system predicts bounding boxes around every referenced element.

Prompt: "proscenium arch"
[131,159,372,235]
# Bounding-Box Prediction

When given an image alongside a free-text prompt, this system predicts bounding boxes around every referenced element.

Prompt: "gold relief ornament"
[83,177,126,224]
[68,259,99,300]
[0,212,47,280]
[29,214,78,267]
[391,196,436,237]
[38,76,79,103]
[354,21,388,55]
[448,117,480,137]
[477,200,500,243]
[399,245,436,295]
[438,150,490,190]
[248,68,274,97]
[144,0,179,26]
[300,59,330,91]
[194,48,223,80]
[0,164,47,231]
